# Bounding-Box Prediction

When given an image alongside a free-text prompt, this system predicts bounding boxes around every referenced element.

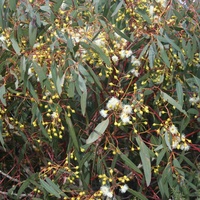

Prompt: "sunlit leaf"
[111,0,124,17]
[136,136,151,186]
[176,81,183,106]
[10,36,21,55]
[86,118,109,144]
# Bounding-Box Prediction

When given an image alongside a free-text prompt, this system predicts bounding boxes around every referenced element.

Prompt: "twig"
[0,191,33,198]
[0,170,19,183]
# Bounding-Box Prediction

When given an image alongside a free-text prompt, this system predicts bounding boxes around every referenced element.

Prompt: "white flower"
[131,56,141,66]
[120,184,129,193]
[100,109,108,118]
[149,5,154,17]
[0,35,6,42]
[33,42,40,49]
[172,139,179,149]
[153,15,161,23]
[28,68,34,76]
[172,135,181,149]
[61,2,68,10]
[48,72,52,79]
[180,143,190,151]
[119,50,126,59]
[106,97,121,110]
[189,96,200,104]
[112,55,119,63]
[126,50,132,58]
[100,185,113,198]
[51,112,58,119]
[120,112,131,124]
[122,104,132,115]
[155,0,167,7]
[130,69,139,77]
[169,125,178,135]
[94,38,105,47]
[114,32,120,38]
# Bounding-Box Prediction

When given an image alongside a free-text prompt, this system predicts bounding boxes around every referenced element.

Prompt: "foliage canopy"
[0,0,200,199]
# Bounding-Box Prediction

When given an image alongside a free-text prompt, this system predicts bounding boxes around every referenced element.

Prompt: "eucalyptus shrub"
[0,0,200,199]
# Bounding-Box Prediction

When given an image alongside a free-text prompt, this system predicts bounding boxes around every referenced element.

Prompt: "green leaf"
[26,81,39,102]
[65,113,79,151]
[164,34,182,52]
[156,148,166,166]
[81,91,87,116]
[40,5,51,13]
[52,0,64,12]
[164,131,172,151]
[86,65,102,90]
[113,27,133,42]
[80,151,94,168]
[136,136,151,186]
[136,9,151,24]
[10,37,21,55]
[0,120,6,151]
[187,108,198,115]
[148,43,156,68]
[157,37,170,67]
[180,116,190,132]
[78,74,87,93]
[67,81,75,98]
[176,81,183,106]
[29,21,37,47]
[86,118,109,144]
[120,153,142,174]
[0,85,6,106]
[173,158,184,177]
[111,0,124,17]
[45,177,66,197]
[17,180,30,198]
[40,179,61,198]
[9,0,17,11]
[161,91,187,116]
[56,75,63,95]
[128,189,148,200]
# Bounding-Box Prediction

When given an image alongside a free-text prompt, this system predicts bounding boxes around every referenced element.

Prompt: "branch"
[0,170,19,183]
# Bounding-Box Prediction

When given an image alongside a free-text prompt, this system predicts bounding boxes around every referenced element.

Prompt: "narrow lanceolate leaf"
[9,0,17,11]
[10,37,21,55]
[176,81,184,106]
[120,153,142,174]
[0,85,6,106]
[65,113,79,151]
[29,20,37,47]
[111,0,124,17]
[45,177,66,197]
[165,131,172,151]
[113,27,133,42]
[81,91,87,116]
[17,180,30,198]
[128,189,148,200]
[136,136,151,186]
[86,118,109,144]
[40,179,61,198]
[0,120,6,151]
[161,91,187,116]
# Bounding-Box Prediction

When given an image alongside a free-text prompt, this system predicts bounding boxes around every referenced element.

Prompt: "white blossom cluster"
[100,184,129,198]
[167,125,191,151]
[100,97,133,124]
